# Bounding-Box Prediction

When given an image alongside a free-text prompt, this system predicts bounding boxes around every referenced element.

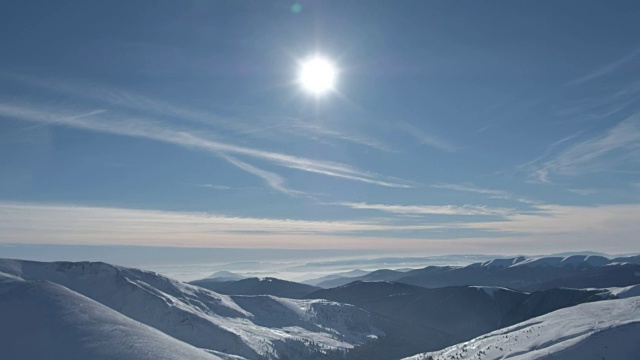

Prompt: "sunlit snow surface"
[0,259,382,360]
[404,297,640,360]
[0,277,222,360]
[606,284,640,299]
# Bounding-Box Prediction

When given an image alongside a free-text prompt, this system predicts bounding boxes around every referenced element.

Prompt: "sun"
[298,56,337,95]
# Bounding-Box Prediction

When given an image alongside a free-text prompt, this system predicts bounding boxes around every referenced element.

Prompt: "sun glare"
[298,56,337,95]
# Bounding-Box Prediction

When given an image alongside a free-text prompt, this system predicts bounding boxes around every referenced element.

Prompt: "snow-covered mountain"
[190,277,320,299]
[0,276,224,360]
[303,270,371,287]
[306,281,617,358]
[606,284,640,299]
[2,256,638,360]
[317,255,640,291]
[206,270,247,282]
[317,269,405,288]
[0,259,382,360]
[403,296,640,360]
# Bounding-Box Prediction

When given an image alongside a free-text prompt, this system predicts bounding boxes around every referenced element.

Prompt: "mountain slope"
[191,277,320,299]
[315,255,640,291]
[307,281,613,358]
[403,297,640,360]
[0,259,381,360]
[317,269,407,289]
[0,276,224,360]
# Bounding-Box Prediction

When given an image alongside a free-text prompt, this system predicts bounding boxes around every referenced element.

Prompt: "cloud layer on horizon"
[1,201,638,254]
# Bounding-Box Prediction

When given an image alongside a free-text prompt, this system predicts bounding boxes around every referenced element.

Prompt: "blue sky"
[1,0,639,258]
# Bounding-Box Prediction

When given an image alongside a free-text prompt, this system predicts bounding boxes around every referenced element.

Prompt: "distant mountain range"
[183,254,640,359]
[189,276,320,299]
[2,255,639,359]
[314,255,640,290]
[302,269,370,287]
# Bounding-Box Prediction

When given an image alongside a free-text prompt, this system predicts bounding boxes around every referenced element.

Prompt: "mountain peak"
[206,270,245,281]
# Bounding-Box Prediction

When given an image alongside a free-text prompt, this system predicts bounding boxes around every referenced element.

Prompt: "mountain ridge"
[316,255,640,290]
[190,276,320,299]
[0,259,381,360]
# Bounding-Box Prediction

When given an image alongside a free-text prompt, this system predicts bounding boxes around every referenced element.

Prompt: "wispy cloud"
[397,121,457,152]
[431,183,510,198]
[522,114,640,182]
[551,79,640,126]
[221,155,301,196]
[564,50,639,86]
[282,120,394,152]
[0,201,443,245]
[1,73,253,133]
[567,188,597,196]
[0,102,410,188]
[337,202,514,216]
[197,184,231,191]
[544,131,585,150]
[2,201,639,254]
[431,183,540,206]
[467,203,640,236]
[3,74,392,153]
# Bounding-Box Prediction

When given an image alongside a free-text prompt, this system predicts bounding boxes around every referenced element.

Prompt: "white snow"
[509,255,611,269]
[0,276,223,360]
[477,255,615,269]
[607,284,640,299]
[479,257,527,268]
[403,297,640,360]
[0,259,381,360]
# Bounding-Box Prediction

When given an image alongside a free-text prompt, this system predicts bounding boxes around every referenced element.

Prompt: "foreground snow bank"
[404,296,640,360]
